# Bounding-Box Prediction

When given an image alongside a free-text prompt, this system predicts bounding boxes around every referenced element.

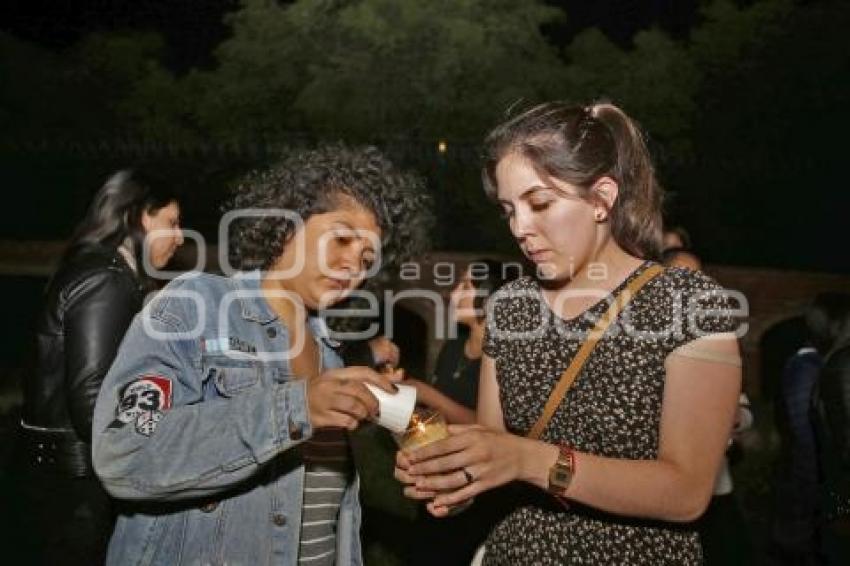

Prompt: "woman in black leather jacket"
[12,170,183,565]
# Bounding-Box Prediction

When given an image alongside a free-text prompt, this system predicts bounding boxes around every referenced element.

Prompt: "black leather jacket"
[21,244,144,476]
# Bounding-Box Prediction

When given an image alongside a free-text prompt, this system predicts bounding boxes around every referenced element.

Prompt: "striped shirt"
[298,428,352,566]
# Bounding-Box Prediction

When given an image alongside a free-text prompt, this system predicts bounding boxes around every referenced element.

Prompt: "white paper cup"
[364,383,416,434]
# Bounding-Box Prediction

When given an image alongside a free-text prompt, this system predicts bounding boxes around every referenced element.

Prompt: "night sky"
[0,0,239,71]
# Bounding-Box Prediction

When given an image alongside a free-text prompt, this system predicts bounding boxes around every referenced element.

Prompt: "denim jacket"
[92,271,363,566]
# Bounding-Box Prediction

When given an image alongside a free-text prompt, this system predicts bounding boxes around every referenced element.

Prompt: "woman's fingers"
[414,463,484,492]
[426,500,451,517]
[336,414,359,431]
[394,464,415,485]
[369,336,400,367]
[331,366,398,394]
[321,370,383,417]
[308,371,386,429]
[364,371,400,393]
[396,450,412,470]
[403,485,439,500]
[409,450,473,478]
[315,410,358,431]
[319,366,397,393]
[426,495,475,518]
[415,470,459,492]
[394,455,437,496]
[335,382,378,418]
[447,423,485,435]
[431,482,481,508]
[332,392,371,420]
[405,433,473,464]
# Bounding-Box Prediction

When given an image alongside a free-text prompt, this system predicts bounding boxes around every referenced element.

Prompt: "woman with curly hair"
[91,145,430,566]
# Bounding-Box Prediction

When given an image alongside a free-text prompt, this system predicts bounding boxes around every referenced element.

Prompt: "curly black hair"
[224,144,432,282]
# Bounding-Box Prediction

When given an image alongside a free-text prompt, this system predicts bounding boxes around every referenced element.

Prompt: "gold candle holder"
[394,408,448,451]
[394,408,473,515]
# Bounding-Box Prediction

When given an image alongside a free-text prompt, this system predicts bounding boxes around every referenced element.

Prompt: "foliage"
[187,0,565,143]
[70,32,200,145]
[562,27,700,159]
[1,0,847,272]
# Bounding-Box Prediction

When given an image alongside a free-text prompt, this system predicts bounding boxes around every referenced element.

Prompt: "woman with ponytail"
[397,102,744,564]
[16,170,183,565]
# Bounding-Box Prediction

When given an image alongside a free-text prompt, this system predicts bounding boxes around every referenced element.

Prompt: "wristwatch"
[547,444,575,499]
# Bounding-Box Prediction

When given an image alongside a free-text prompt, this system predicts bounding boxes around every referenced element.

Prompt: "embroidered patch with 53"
[108,375,173,436]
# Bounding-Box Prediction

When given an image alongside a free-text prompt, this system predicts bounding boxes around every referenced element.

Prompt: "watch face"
[552,469,571,484]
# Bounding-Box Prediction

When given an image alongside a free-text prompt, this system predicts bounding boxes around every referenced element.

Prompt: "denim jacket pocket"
[206,358,262,397]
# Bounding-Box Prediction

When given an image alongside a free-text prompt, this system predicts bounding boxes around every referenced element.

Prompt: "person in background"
[404,258,518,426]
[13,170,183,565]
[91,145,427,566]
[812,293,850,564]
[767,294,845,565]
[760,315,810,406]
[662,225,702,271]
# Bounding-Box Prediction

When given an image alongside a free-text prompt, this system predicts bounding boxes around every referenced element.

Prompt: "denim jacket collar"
[234,271,340,349]
[309,316,342,349]
[233,270,278,324]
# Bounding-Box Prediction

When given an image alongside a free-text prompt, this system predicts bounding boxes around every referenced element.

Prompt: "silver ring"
[462,468,474,485]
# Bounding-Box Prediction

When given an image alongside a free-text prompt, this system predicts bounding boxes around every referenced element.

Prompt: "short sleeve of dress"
[661,268,745,361]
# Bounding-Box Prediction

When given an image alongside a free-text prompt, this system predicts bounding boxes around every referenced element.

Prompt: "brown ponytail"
[482,101,663,260]
[589,103,663,259]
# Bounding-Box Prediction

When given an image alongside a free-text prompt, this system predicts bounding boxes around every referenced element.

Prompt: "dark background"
[1,0,847,271]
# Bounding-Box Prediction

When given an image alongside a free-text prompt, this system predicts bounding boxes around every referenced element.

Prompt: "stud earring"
[595,210,606,222]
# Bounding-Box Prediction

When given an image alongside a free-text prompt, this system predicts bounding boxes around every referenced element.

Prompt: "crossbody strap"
[526,264,664,440]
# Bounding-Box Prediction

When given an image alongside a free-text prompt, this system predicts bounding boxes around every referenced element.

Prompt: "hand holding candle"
[394,409,474,515]
[395,424,538,518]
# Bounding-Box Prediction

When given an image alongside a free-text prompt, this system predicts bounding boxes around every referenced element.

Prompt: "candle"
[395,408,474,516]
[394,408,448,451]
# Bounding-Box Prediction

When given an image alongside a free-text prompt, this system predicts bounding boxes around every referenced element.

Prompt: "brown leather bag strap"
[526,264,664,440]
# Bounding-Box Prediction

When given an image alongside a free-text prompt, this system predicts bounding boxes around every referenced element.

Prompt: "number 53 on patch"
[108,375,173,436]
